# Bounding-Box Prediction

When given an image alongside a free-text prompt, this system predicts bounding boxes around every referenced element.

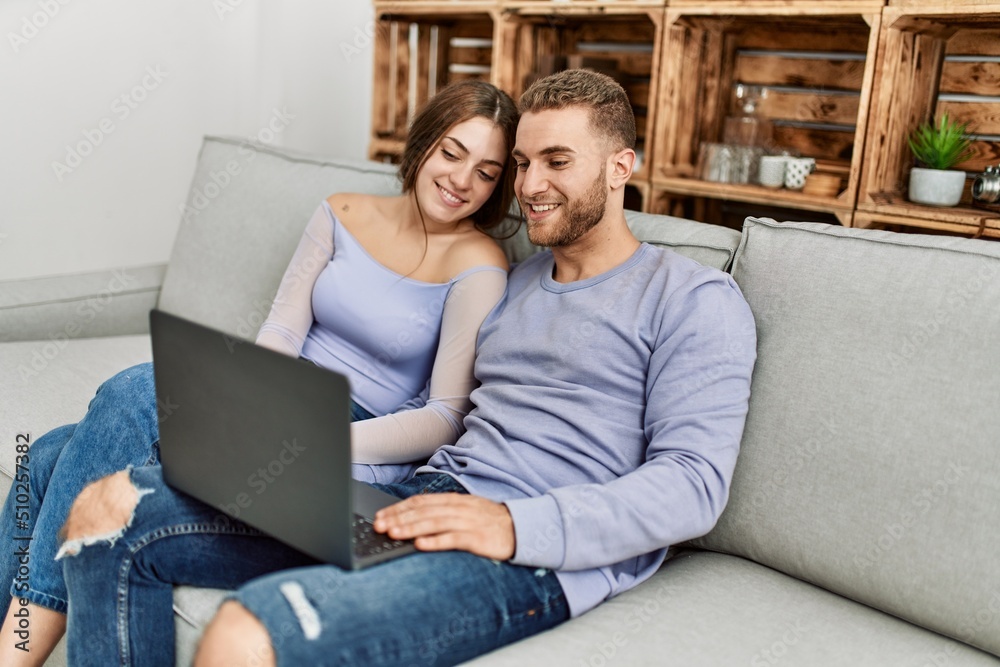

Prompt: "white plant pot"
[908,167,967,207]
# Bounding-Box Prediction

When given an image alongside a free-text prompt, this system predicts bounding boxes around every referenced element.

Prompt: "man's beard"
[525,170,608,248]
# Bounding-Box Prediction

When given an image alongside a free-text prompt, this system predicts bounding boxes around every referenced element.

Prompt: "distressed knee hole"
[55,469,153,559]
[279,582,322,640]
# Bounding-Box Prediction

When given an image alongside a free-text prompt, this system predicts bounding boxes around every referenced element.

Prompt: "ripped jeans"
[0,363,162,618]
[0,360,392,621]
[62,466,568,666]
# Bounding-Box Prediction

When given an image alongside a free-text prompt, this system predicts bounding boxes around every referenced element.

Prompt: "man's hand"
[373,493,516,561]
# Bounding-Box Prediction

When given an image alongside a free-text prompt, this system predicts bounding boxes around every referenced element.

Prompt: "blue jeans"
[62,466,568,666]
[0,363,162,617]
[0,361,384,619]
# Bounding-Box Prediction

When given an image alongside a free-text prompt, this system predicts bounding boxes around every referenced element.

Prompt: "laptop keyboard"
[352,514,410,559]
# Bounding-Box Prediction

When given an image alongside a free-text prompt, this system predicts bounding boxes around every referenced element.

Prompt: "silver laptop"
[149,309,416,569]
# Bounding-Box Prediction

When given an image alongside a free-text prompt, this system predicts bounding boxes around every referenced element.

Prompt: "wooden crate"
[646,182,859,225]
[854,210,1000,238]
[669,0,884,8]
[503,0,663,9]
[647,184,850,228]
[369,4,502,161]
[649,2,883,227]
[495,5,666,200]
[888,0,994,5]
[378,0,497,4]
[858,5,1000,237]
[373,1,499,9]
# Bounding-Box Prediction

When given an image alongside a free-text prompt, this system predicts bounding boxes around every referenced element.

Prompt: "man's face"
[512,107,610,248]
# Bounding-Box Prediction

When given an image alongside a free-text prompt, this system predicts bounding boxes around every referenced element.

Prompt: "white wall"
[0,0,375,281]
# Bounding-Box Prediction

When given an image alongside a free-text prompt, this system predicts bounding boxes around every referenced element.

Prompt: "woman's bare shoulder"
[449,229,510,275]
[325,192,382,219]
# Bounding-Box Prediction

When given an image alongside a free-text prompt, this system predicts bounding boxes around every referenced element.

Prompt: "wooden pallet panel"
[734,55,867,91]
[939,26,1000,172]
[504,1,664,15]
[374,1,498,9]
[648,183,853,228]
[771,125,857,161]
[947,27,1000,54]
[855,205,1000,238]
[889,0,1000,7]
[669,0,884,12]
[756,91,862,126]
[734,25,872,53]
[939,61,1000,96]
[937,100,1000,135]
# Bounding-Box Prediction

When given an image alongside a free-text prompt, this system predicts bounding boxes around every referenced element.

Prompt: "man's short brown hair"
[518,69,636,151]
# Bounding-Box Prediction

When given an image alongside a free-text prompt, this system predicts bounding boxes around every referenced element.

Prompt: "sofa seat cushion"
[462,551,1000,666]
[696,219,1000,657]
[0,335,153,479]
[173,586,229,666]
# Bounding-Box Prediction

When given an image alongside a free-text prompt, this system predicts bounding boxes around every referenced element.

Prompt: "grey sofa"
[2,136,998,666]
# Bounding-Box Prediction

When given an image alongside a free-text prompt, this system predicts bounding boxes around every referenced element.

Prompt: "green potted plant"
[907,113,976,207]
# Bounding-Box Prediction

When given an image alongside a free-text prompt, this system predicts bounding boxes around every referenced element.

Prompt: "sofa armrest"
[0,264,166,342]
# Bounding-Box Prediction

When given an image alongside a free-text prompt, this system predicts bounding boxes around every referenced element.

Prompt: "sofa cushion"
[695,218,1000,657]
[0,335,153,477]
[495,210,741,272]
[462,551,1000,666]
[158,137,401,338]
[174,586,229,666]
[0,264,164,343]
[174,552,1000,667]
[626,209,741,271]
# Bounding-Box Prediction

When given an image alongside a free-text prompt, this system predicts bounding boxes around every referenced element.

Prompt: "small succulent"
[908,113,976,171]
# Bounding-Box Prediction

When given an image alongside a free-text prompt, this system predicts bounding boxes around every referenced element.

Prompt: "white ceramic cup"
[758,155,789,188]
[784,157,816,190]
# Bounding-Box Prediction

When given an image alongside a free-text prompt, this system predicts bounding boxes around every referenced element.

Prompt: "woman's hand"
[373,493,516,561]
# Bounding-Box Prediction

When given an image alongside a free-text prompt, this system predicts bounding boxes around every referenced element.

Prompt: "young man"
[60,69,756,666]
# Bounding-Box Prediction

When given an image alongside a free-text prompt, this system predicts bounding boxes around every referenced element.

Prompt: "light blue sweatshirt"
[423,243,757,617]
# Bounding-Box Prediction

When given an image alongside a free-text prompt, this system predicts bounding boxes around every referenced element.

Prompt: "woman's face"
[415,116,507,227]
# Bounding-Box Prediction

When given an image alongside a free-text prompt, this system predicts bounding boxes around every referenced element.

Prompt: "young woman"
[0,79,518,666]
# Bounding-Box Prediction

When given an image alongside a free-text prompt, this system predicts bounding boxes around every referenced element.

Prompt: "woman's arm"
[255,204,333,356]
[350,268,507,464]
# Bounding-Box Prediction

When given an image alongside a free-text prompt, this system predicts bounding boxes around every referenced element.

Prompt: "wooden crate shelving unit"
[370,3,504,162]
[649,1,885,227]
[369,1,1000,239]
[857,4,1000,238]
